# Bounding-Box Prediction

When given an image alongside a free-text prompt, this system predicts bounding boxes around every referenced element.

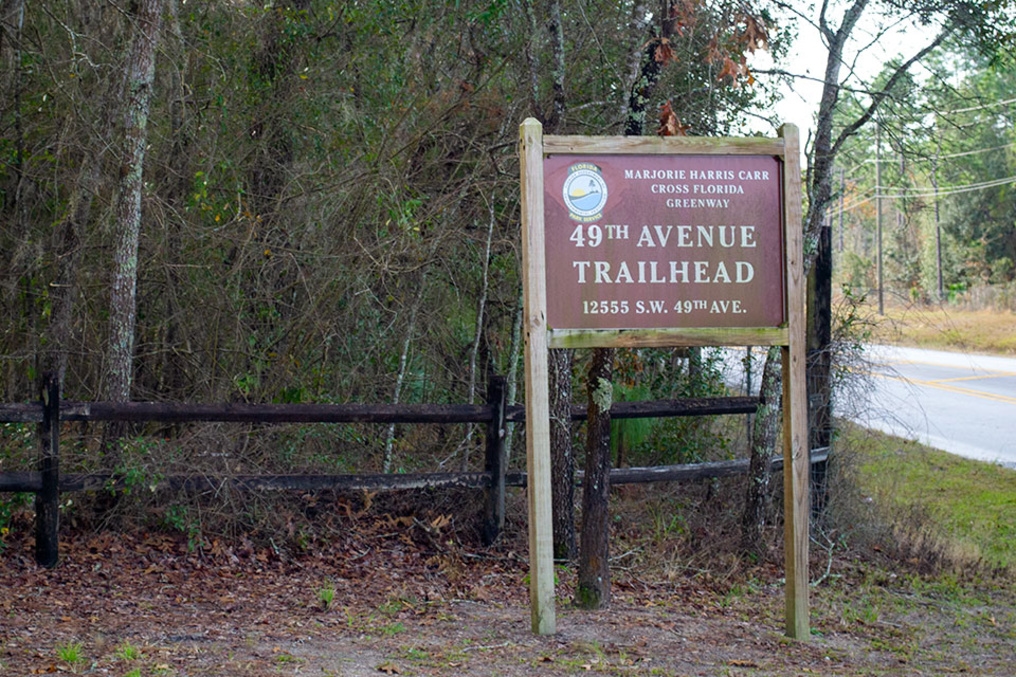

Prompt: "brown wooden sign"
[519,120,809,640]
[543,153,784,331]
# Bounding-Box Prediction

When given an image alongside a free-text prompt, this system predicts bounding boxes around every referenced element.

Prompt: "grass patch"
[56,641,86,672]
[847,424,1016,569]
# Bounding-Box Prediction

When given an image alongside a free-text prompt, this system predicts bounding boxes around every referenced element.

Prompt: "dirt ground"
[2,514,1015,677]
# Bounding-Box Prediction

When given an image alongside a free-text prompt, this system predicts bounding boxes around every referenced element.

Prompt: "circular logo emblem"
[562,163,608,222]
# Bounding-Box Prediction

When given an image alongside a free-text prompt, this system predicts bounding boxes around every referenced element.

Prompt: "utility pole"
[897,152,905,279]
[933,126,944,302]
[838,167,845,253]
[876,122,884,315]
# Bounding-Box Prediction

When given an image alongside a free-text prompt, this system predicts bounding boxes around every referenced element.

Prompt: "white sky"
[750,7,945,145]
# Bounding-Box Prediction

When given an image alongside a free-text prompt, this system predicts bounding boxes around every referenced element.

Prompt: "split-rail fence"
[1,372,826,567]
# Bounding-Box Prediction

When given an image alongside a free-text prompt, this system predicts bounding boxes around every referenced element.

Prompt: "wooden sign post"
[519,118,809,638]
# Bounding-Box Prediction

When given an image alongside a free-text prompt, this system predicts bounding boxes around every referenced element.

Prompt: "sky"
[750,6,946,146]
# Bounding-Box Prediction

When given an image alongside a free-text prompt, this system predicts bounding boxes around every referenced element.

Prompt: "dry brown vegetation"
[867,299,1016,354]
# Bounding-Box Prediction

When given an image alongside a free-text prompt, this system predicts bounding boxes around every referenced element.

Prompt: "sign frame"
[519,119,809,639]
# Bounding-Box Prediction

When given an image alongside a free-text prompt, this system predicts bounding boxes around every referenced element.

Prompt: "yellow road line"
[880,358,1016,378]
[871,371,1016,406]
[934,373,1016,383]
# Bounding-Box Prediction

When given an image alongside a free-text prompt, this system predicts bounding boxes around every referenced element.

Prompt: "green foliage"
[0,493,30,551]
[162,504,204,552]
[925,45,1016,287]
[56,641,85,668]
[379,621,406,637]
[317,581,336,610]
[610,383,653,466]
[605,348,732,467]
[834,37,1016,301]
[0,422,36,467]
[648,500,688,543]
[0,422,41,543]
[115,642,142,661]
[105,437,164,496]
[831,285,875,385]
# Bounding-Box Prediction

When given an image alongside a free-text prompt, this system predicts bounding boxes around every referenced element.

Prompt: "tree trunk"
[155,0,193,403]
[549,348,575,561]
[459,200,497,471]
[104,0,162,409]
[747,6,954,549]
[741,346,782,559]
[502,289,524,469]
[573,13,670,604]
[39,166,94,387]
[575,348,612,609]
[247,0,310,219]
[383,270,426,474]
[235,0,310,405]
[807,222,833,515]
[745,4,865,536]
[1,0,26,234]
[543,0,575,560]
[546,0,566,129]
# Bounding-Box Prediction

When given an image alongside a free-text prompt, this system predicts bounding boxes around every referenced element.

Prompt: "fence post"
[482,375,507,545]
[35,372,60,567]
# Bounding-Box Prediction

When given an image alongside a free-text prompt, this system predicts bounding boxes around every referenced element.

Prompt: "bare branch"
[830,25,955,159]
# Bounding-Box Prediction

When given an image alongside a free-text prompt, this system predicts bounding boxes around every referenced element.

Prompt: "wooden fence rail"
[1,372,818,567]
[0,396,760,424]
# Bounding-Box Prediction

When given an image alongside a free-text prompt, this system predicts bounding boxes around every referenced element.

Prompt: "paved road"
[848,345,1016,467]
[720,345,1016,466]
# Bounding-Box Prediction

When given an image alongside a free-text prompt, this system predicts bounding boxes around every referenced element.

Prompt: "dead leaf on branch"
[716,55,752,87]
[667,0,700,35]
[656,101,690,137]
[653,38,676,65]
[701,8,767,88]
[739,13,768,53]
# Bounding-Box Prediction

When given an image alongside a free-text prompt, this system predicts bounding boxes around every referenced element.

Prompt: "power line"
[938,95,1016,116]
[837,174,1016,212]
[934,141,1016,160]
[841,140,1016,177]
[840,195,875,212]
[836,99,1016,175]
[880,174,1016,199]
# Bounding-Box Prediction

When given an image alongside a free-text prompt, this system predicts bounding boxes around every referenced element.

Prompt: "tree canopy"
[0,0,786,473]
